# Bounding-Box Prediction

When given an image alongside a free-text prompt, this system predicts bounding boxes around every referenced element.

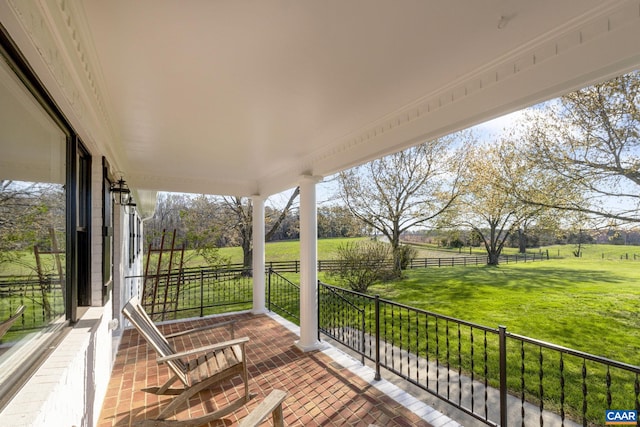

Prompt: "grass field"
[3,238,639,365]
[363,258,640,365]
[219,238,640,365]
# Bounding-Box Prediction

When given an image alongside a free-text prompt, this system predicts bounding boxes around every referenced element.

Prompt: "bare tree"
[338,135,464,274]
[516,70,640,224]
[0,180,64,269]
[224,186,300,272]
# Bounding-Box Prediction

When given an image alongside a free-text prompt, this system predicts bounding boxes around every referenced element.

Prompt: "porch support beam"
[296,175,323,352]
[252,195,266,314]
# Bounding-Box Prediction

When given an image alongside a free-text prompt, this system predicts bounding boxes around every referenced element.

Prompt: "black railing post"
[199,270,204,318]
[360,309,365,365]
[374,295,381,381]
[317,280,321,341]
[499,325,508,427]
[267,268,272,312]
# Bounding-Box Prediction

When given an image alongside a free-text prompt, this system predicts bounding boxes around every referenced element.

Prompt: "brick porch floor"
[97,311,449,427]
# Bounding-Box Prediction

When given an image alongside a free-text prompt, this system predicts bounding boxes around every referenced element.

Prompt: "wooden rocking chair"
[0,305,25,340]
[122,297,252,427]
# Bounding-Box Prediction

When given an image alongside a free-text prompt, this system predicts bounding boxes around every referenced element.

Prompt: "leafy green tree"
[318,205,364,238]
[455,141,553,265]
[179,195,229,268]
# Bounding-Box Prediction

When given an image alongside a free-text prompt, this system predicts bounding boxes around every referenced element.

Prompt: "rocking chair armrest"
[156,336,249,363]
[164,319,237,339]
[238,389,288,427]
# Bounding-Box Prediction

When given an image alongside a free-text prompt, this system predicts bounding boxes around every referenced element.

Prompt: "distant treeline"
[144,193,367,250]
[403,227,640,249]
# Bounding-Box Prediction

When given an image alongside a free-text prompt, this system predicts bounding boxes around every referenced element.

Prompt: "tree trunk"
[242,239,252,275]
[488,251,500,266]
[390,231,403,276]
[518,229,527,254]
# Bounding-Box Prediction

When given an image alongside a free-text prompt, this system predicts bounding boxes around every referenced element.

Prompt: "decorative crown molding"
[296,0,640,178]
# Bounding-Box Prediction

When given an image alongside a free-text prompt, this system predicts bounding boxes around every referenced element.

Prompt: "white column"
[252,196,266,314]
[296,175,323,351]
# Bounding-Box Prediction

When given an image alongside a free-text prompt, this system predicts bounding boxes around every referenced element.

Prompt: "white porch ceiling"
[3,1,640,207]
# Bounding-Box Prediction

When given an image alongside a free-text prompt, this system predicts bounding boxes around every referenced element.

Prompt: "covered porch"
[98,311,449,427]
[2,1,640,426]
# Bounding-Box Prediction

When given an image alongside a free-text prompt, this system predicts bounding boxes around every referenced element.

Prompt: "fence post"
[199,270,204,318]
[499,325,508,427]
[374,295,381,381]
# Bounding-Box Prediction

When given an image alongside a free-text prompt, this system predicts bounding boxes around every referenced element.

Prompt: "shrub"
[395,244,418,271]
[329,240,392,293]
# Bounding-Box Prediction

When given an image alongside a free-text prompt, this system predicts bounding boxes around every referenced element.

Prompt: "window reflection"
[0,56,67,388]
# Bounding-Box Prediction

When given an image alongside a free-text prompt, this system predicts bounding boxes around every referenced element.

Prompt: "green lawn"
[208,237,366,265]
[358,258,640,365]
[3,239,639,365]
[248,239,640,365]
[316,243,640,423]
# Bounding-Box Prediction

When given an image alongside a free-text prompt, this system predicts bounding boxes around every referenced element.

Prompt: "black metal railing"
[267,269,300,322]
[318,284,366,364]
[129,267,253,321]
[117,266,638,426]
[314,282,640,427]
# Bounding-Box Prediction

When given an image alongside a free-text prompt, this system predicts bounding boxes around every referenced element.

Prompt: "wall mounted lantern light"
[124,198,137,214]
[110,176,131,205]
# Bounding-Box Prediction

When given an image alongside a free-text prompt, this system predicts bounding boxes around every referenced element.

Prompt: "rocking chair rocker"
[122,297,252,427]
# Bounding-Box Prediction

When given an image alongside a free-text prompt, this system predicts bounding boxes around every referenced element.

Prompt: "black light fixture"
[124,197,137,214]
[110,176,131,205]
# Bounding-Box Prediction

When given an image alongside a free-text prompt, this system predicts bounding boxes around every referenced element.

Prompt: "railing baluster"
[391,304,396,372]
[446,319,451,399]
[470,326,475,414]
[606,366,612,410]
[436,317,440,395]
[458,323,462,405]
[399,306,403,377]
[383,301,388,368]
[559,353,565,427]
[199,270,204,318]
[484,330,488,420]
[499,326,508,427]
[521,340,526,427]
[425,314,430,390]
[415,310,420,386]
[405,308,410,381]
[374,295,380,381]
[582,359,588,427]
[539,346,544,426]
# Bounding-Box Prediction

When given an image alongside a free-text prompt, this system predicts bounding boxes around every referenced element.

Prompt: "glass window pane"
[0,56,67,388]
